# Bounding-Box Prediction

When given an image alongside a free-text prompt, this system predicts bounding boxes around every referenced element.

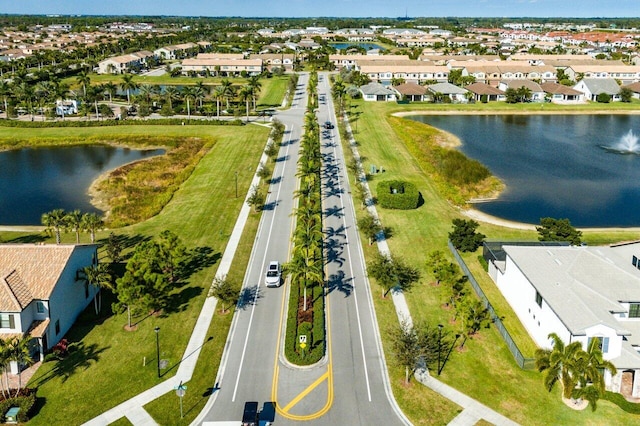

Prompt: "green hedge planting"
[0,389,37,423]
[0,118,244,128]
[376,180,420,210]
[602,391,640,414]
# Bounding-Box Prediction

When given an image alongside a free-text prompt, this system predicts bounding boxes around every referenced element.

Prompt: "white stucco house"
[485,241,640,398]
[0,244,99,372]
[573,78,621,102]
[359,82,397,102]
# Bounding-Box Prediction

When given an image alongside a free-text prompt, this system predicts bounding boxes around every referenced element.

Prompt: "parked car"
[264,261,282,287]
[242,401,259,426]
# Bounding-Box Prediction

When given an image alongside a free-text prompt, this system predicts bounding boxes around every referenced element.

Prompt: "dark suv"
[242,401,259,426]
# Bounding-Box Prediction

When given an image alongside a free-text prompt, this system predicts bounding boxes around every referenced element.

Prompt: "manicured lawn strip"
[343,101,640,424]
[25,124,269,425]
[337,116,462,425]
[144,208,262,424]
[256,76,289,108]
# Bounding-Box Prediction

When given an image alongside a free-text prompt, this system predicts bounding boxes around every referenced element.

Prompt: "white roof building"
[487,242,640,398]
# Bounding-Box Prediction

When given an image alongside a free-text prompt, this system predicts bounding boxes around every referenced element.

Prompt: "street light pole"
[437,324,443,375]
[154,326,160,378]
[235,171,239,198]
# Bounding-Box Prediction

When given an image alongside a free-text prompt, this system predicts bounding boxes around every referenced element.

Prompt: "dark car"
[324,121,334,129]
[242,401,259,426]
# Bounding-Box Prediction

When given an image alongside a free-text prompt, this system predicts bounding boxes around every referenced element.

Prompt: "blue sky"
[2,0,638,18]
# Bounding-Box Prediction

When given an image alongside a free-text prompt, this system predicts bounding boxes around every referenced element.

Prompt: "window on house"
[36,301,45,314]
[634,255,639,267]
[0,314,14,329]
[55,320,60,335]
[535,291,543,308]
[588,336,609,354]
[630,303,640,318]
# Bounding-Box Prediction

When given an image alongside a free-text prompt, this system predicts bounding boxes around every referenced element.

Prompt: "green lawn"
[21,123,269,425]
[341,99,640,425]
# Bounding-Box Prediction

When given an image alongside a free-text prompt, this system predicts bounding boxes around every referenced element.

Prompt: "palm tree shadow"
[29,342,108,387]
[7,234,47,244]
[326,271,353,297]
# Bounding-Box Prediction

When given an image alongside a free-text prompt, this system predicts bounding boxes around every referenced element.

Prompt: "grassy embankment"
[341,99,640,425]
[0,115,272,425]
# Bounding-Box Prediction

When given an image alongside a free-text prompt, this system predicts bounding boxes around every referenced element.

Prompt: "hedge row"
[376,180,420,210]
[602,391,640,414]
[0,388,37,423]
[0,118,244,128]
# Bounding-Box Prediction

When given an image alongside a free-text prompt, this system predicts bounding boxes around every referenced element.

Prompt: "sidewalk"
[341,112,521,426]
[81,130,273,426]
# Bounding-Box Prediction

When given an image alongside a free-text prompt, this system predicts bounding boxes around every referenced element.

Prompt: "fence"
[448,241,536,370]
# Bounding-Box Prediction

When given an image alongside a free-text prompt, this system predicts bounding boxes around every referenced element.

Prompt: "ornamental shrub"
[376,180,420,210]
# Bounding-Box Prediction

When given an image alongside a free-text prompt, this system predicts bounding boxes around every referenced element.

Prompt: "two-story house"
[0,244,98,372]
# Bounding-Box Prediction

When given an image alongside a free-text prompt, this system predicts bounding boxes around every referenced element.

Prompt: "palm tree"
[164,85,180,110]
[0,339,10,398]
[76,69,91,97]
[66,209,83,243]
[181,86,196,119]
[103,82,117,103]
[41,209,67,244]
[213,85,225,118]
[0,80,12,115]
[239,85,253,122]
[219,79,234,109]
[535,332,584,399]
[573,338,617,411]
[120,74,139,105]
[83,263,112,314]
[247,75,262,110]
[7,336,33,397]
[81,212,104,243]
[137,84,155,105]
[194,81,208,108]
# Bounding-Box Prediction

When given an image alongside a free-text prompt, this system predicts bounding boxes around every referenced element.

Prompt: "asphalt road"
[199,72,409,425]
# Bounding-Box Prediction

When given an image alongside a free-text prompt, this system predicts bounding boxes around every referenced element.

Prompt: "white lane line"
[232,123,296,402]
[324,85,372,401]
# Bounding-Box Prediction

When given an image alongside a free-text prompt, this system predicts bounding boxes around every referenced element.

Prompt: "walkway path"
[341,111,520,426]
[82,133,273,426]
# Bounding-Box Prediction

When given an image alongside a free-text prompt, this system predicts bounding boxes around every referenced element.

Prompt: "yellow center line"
[281,371,330,413]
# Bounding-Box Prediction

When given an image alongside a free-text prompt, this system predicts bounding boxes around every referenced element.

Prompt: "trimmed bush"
[0,388,37,423]
[376,180,420,210]
[602,391,640,414]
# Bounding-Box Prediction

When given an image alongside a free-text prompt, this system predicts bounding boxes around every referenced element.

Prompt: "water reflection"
[408,114,640,227]
[0,145,164,225]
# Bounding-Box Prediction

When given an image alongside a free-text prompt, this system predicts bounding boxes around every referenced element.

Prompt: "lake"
[0,145,164,226]
[408,114,640,227]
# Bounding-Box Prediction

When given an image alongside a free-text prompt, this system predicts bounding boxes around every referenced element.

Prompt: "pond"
[0,145,164,226]
[408,114,640,227]
[330,42,385,51]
